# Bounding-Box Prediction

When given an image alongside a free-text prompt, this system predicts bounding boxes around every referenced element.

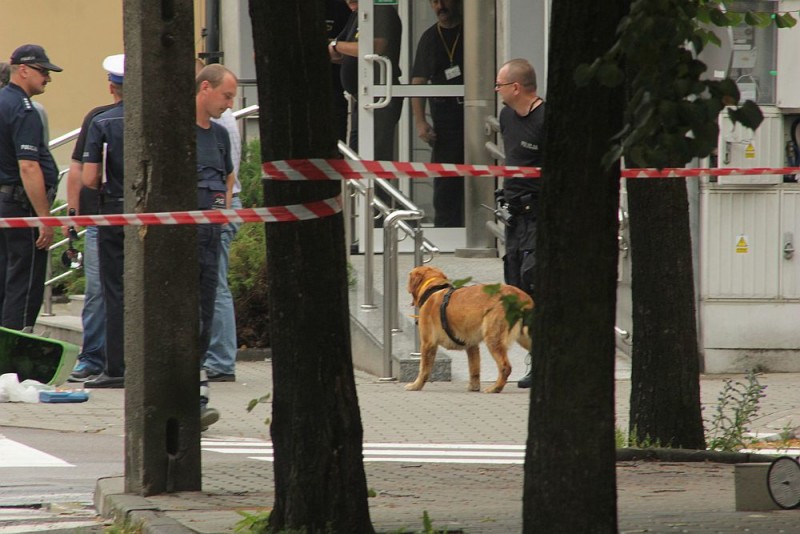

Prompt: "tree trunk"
[524,1,629,532]
[249,1,374,532]
[627,178,705,449]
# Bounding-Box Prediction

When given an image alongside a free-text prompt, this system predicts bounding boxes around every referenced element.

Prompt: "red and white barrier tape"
[0,197,341,229]
[1,160,795,228]
[262,159,800,181]
[263,159,541,180]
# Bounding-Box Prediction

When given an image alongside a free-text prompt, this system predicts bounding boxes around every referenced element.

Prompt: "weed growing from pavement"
[234,509,271,532]
[615,425,662,449]
[389,510,459,533]
[706,370,767,452]
[104,516,143,533]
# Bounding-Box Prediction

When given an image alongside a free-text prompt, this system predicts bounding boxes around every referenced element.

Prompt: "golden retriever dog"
[406,265,533,393]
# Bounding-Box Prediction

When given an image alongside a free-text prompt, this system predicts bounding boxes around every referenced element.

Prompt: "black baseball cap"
[10,44,63,72]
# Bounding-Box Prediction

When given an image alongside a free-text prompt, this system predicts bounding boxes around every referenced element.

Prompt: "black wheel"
[767,456,800,509]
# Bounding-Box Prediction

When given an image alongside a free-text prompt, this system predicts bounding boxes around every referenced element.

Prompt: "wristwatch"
[330,39,339,53]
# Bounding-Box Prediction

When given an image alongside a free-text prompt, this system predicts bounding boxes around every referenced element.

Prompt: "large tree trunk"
[249,1,374,532]
[524,1,629,532]
[627,178,705,449]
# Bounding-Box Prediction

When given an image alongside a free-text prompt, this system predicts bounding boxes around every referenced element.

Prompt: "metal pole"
[412,226,425,354]
[457,0,497,258]
[362,179,376,309]
[381,210,423,380]
[42,252,53,316]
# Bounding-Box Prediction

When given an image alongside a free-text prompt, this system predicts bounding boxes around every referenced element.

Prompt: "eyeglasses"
[26,65,50,77]
[494,81,515,89]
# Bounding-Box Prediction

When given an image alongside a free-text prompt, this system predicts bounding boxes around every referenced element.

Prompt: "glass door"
[345,0,467,251]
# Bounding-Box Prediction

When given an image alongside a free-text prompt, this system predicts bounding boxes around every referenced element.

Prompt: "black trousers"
[431,124,465,228]
[0,193,48,329]
[504,211,537,299]
[98,201,125,377]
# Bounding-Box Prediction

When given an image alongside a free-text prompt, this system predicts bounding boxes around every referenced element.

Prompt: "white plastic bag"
[0,373,51,403]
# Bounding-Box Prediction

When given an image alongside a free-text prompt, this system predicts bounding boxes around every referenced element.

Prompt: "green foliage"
[706,370,767,451]
[104,516,143,533]
[617,425,663,449]
[483,283,532,331]
[246,393,272,427]
[576,0,795,169]
[238,139,264,208]
[234,509,271,533]
[390,510,452,534]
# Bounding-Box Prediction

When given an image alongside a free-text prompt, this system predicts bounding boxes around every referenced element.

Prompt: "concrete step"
[35,313,83,347]
[34,297,272,363]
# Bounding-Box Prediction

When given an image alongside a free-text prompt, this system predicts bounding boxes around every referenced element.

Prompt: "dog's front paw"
[468,381,480,392]
[483,384,505,393]
[404,382,424,391]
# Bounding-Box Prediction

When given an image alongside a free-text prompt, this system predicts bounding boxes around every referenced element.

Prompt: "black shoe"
[68,361,102,383]
[84,373,125,389]
[517,371,532,389]
[205,369,235,382]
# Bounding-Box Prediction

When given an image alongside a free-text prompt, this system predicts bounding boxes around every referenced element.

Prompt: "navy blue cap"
[10,44,63,72]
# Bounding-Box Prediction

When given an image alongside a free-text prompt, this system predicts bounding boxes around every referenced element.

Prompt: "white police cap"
[102,54,124,84]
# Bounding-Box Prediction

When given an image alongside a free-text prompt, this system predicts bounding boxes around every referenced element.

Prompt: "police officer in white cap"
[81,54,127,389]
[66,54,124,383]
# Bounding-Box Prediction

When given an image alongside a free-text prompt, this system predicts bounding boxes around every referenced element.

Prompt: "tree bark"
[249,1,374,532]
[627,178,705,449]
[524,1,629,532]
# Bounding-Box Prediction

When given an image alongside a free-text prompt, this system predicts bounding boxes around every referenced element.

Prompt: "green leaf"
[776,13,797,29]
[451,277,472,288]
[728,101,764,130]
[483,283,501,297]
[708,8,730,26]
[596,62,625,87]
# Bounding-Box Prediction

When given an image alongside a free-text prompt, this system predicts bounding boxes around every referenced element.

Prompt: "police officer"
[81,54,125,389]
[0,45,62,330]
[66,55,124,383]
[495,58,545,389]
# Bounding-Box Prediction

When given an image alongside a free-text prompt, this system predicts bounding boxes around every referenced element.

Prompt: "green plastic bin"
[0,327,79,386]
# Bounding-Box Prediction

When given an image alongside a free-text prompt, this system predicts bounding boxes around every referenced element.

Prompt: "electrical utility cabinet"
[702,0,800,372]
[616,3,800,373]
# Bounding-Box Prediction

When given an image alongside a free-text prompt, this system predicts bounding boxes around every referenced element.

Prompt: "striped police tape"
[2,159,796,227]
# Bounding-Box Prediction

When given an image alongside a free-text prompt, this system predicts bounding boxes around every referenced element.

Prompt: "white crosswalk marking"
[202,438,525,464]
[0,436,72,468]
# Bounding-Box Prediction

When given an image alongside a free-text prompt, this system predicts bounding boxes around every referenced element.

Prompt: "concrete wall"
[0,0,206,174]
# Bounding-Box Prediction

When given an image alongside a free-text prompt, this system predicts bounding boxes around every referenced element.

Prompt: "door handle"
[363,54,393,110]
[784,232,795,260]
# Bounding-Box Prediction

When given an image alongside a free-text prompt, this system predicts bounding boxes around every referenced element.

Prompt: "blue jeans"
[204,195,241,375]
[78,225,105,370]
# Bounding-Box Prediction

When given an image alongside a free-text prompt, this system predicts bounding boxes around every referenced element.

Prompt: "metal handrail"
[41,105,439,377]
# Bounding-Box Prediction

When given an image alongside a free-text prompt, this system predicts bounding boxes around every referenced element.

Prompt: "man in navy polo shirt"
[0,44,62,330]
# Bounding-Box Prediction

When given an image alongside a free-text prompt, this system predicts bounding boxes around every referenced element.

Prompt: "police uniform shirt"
[83,102,125,198]
[500,102,545,202]
[196,122,233,210]
[73,103,117,215]
[0,83,59,186]
[411,23,464,131]
[338,6,402,96]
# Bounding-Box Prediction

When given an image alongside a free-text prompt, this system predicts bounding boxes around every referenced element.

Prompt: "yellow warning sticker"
[745,144,755,159]
[735,235,749,254]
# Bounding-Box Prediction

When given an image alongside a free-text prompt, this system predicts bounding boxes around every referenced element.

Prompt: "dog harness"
[417,283,452,309]
[440,288,467,346]
[415,281,467,346]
